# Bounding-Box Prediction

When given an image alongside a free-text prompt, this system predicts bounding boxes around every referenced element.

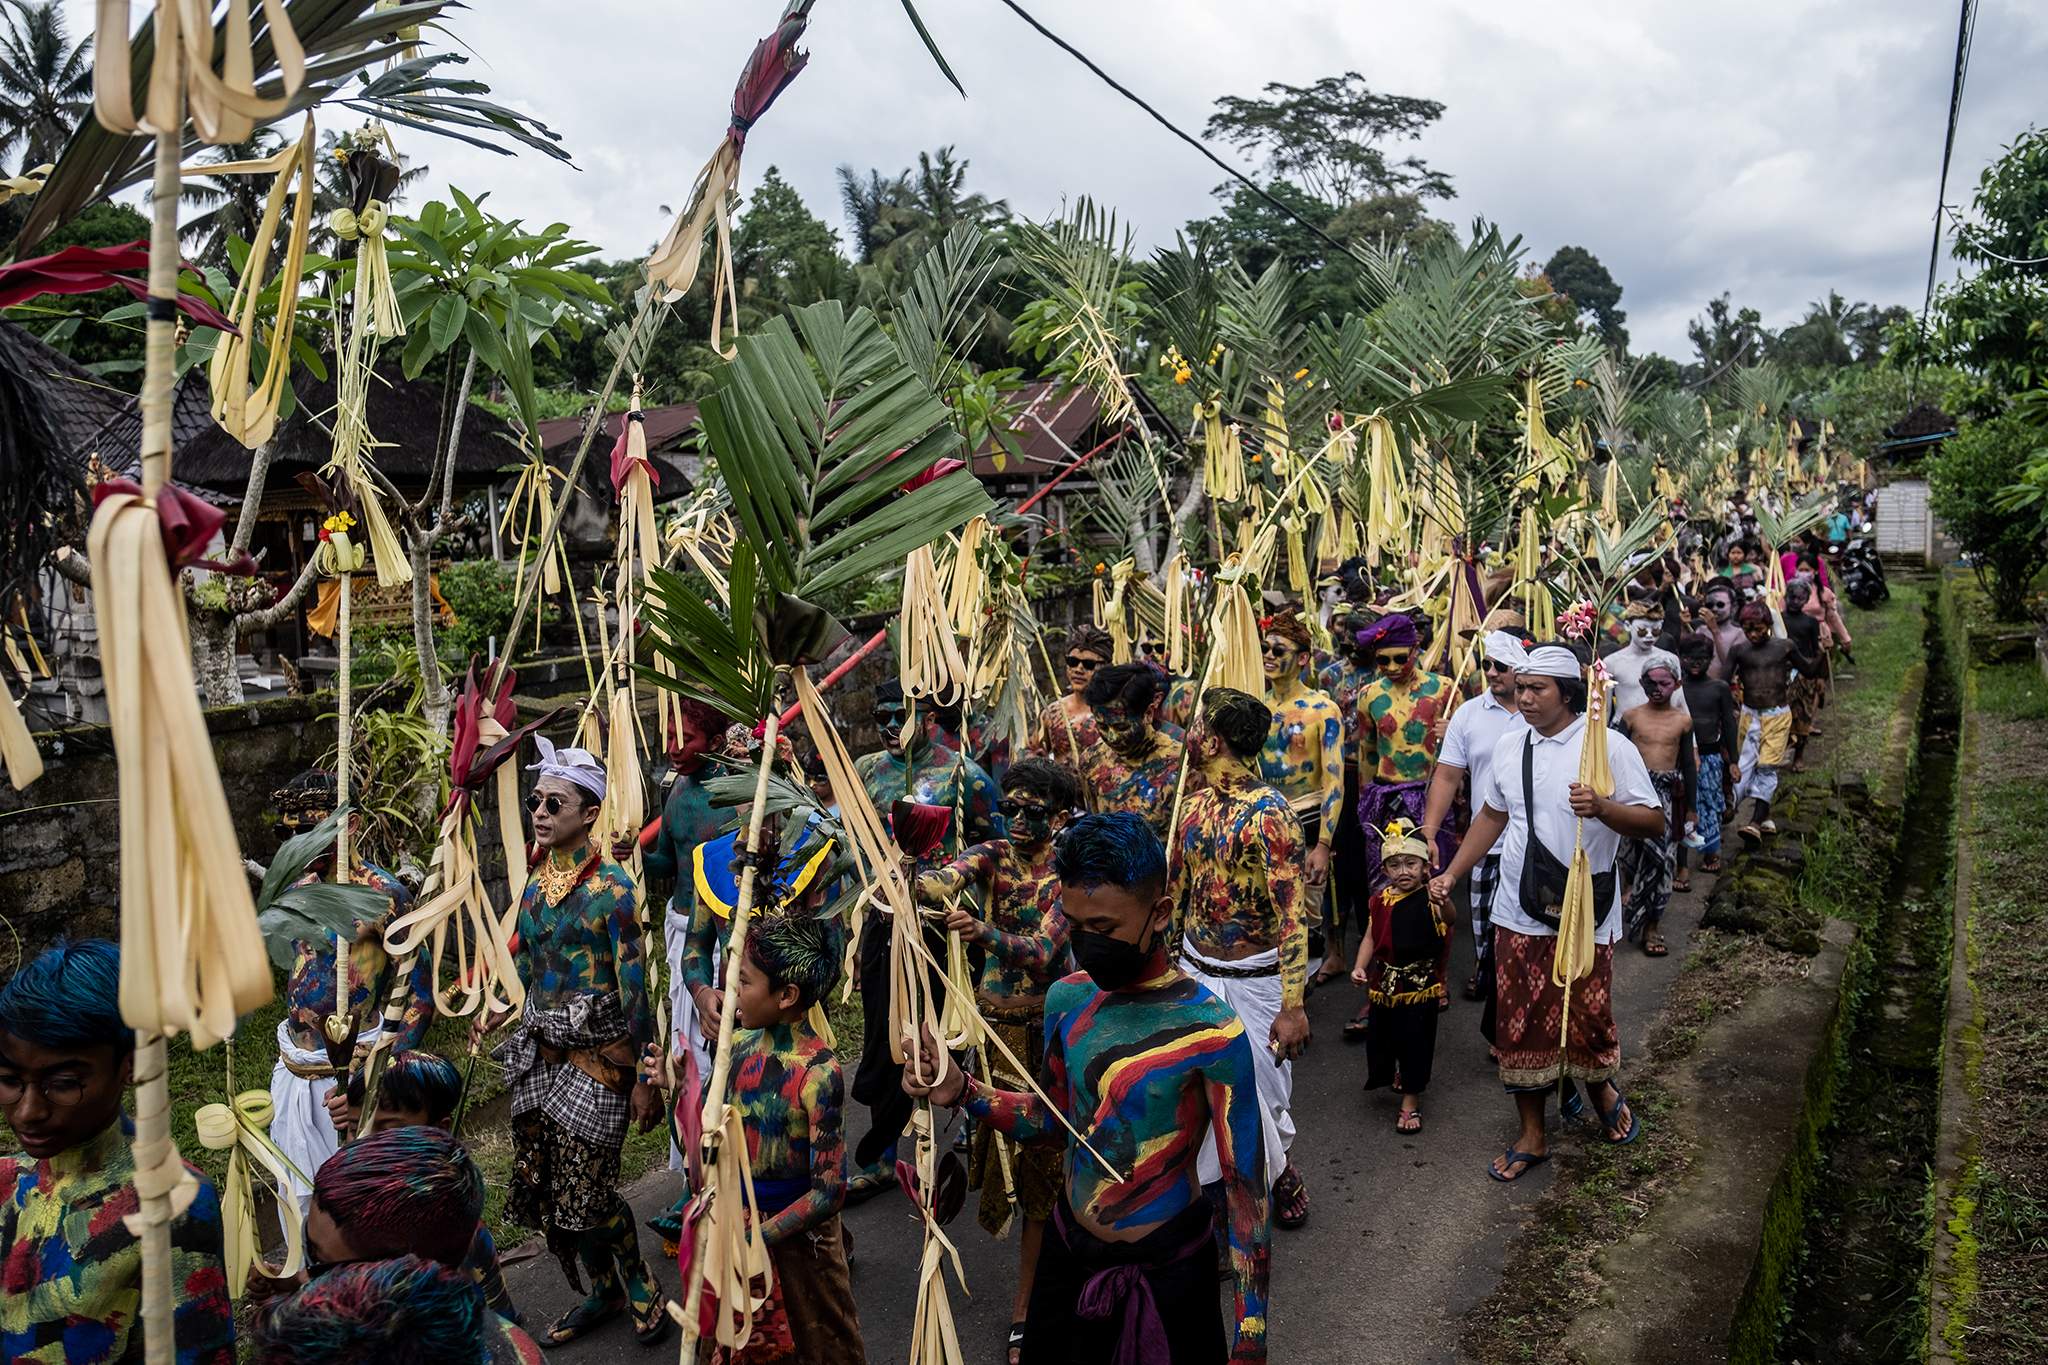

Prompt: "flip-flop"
[1343,1008,1371,1042]
[845,1164,894,1206]
[1007,1322,1027,1365]
[1487,1147,1550,1182]
[1396,1109,1423,1133]
[545,1296,624,1345]
[1643,932,1669,958]
[1599,1091,1642,1145]
[1560,1087,1588,1123]
[633,1300,671,1347]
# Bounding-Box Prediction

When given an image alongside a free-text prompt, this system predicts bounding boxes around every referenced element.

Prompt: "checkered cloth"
[1469,854,1502,958]
[496,992,632,1146]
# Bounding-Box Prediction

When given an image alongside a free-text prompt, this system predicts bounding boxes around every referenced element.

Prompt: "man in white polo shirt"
[1430,641,1664,1182]
[1422,628,1535,999]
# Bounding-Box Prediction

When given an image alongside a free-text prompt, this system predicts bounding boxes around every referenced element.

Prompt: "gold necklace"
[534,851,581,908]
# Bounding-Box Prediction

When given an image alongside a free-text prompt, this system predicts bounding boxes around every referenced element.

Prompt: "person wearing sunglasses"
[912,758,1081,1359]
[476,737,667,1347]
[1317,605,1377,985]
[1354,612,1456,882]
[264,768,427,1216]
[854,682,1000,852]
[1079,663,1185,840]
[1032,625,1112,771]
[0,939,236,1365]
[1171,687,1312,1232]
[1256,610,1345,987]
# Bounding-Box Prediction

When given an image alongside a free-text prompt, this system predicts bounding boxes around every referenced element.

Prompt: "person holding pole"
[474,738,666,1346]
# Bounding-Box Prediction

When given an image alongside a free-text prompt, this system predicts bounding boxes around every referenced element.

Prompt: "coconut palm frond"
[1009,198,1138,428]
[892,223,998,390]
[336,53,572,164]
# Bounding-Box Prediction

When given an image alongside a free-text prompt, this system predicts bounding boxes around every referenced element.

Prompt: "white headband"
[1641,648,1681,681]
[1517,645,1584,680]
[1482,630,1530,670]
[528,735,606,800]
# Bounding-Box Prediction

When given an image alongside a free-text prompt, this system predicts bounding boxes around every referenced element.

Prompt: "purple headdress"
[1354,613,1419,652]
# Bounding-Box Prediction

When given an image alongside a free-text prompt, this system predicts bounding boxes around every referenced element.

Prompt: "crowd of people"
[0,488,1870,1364]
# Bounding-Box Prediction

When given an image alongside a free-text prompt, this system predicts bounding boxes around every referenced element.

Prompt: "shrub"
[436,558,519,665]
[1928,412,2048,620]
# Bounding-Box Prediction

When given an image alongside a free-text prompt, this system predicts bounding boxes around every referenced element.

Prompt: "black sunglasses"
[1375,650,1413,664]
[998,799,1053,819]
[526,792,571,815]
[1065,654,1104,670]
[1261,642,1295,657]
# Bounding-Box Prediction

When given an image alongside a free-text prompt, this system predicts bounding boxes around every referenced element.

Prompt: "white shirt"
[1480,715,1658,945]
[1436,688,1526,812]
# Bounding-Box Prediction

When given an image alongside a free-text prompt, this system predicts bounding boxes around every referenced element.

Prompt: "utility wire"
[1913,0,1978,390]
[990,0,1352,259]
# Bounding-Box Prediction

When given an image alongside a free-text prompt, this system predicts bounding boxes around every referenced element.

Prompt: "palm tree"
[835,165,914,265]
[0,0,91,176]
[174,131,288,269]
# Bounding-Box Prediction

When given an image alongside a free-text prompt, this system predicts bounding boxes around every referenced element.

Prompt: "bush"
[1928,412,2048,620]
[437,558,519,665]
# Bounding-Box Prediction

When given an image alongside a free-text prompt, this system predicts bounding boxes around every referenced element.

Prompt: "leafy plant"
[1928,412,2048,620]
[252,808,388,971]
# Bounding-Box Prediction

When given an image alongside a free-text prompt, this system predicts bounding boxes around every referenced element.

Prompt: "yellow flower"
[1293,367,1309,381]
[1094,561,1107,573]
[1173,367,1192,385]
[322,511,356,534]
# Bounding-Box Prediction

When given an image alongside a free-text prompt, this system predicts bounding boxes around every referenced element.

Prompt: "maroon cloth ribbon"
[0,241,239,333]
[1059,1203,1216,1365]
[90,479,228,570]
[608,410,660,496]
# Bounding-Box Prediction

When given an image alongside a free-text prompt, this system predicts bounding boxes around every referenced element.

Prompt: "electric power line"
[1914,0,1979,365]
[990,0,1352,259]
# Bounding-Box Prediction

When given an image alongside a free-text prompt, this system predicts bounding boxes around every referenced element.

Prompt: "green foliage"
[1203,71,1453,209]
[435,558,519,665]
[732,165,853,316]
[1928,412,2048,620]
[1813,363,1964,464]
[1543,244,1628,349]
[1915,127,2048,414]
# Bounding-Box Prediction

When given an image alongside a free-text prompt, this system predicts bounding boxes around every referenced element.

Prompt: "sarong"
[1023,1200,1223,1365]
[972,1007,1063,1236]
[1736,706,1791,806]
[1492,927,1620,1090]
[664,900,717,1173]
[1359,779,1456,890]
[1695,752,1727,855]
[267,1015,384,1211]
[1621,769,1681,939]
[1181,938,1290,1186]
[509,1109,624,1238]
[1330,763,1371,936]
[701,1215,865,1365]
[1363,960,1441,1095]
[1790,675,1825,739]
[1469,853,1502,959]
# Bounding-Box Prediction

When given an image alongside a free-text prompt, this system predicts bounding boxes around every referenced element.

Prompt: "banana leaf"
[253,807,387,971]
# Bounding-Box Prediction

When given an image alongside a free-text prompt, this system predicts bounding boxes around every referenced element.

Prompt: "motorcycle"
[1837,536,1888,610]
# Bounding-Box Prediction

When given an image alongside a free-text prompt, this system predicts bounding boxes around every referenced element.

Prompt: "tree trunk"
[410,531,449,733]
[229,439,276,557]
[189,609,243,708]
[438,348,477,529]
[1163,479,1206,568]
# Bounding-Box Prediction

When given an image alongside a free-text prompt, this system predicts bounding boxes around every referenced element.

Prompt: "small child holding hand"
[1351,821,1451,1133]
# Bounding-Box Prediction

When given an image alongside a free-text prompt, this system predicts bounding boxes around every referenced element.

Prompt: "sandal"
[1701,853,1723,873]
[1560,1086,1588,1123]
[1487,1147,1550,1182]
[1007,1321,1027,1365]
[845,1163,894,1206]
[1598,1090,1642,1145]
[633,1299,671,1347]
[1462,972,1483,1001]
[1672,872,1692,894]
[1343,1007,1371,1042]
[1396,1108,1423,1133]
[1273,1165,1310,1229]
[1643,929,1668,958]
[546,1296,624,1345]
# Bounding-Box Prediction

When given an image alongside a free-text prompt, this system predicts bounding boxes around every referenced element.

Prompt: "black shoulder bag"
[1517,733,1616,931]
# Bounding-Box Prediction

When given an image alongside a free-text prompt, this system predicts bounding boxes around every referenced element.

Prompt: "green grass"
[1976,663,2048,722]
[1829,578,1931,782]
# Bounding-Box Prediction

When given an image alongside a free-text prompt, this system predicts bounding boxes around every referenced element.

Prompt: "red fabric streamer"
[0,241,239,332]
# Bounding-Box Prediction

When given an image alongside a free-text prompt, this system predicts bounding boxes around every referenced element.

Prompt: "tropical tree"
[1773,290,1868,370]
[1928,411,2048,620]
[1204,71,1454,210]
[732,165,852,315]
[1543,244,1628,350]
[0,0,89,176]
[174,131,289,269]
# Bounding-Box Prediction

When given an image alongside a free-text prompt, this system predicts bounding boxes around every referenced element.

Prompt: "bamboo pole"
[676,692,784,1359]
[133,55,183,1365]
[332,571,353,1034]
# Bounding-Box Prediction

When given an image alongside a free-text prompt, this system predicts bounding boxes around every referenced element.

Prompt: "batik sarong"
[1492,927,1620,1090]
[971,1004,1063,1236]
[703,1215,864,1365]
[1694,752,1727,855]
[1621,768,1681,939]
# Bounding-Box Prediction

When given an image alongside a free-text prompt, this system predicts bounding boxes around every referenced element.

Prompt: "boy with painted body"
[1080,663,1186,840]
[1257,611,1344,979]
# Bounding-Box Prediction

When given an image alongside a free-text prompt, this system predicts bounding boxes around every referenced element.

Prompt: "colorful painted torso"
[512,845,651,1046]
[643,769,722,897]
[1358,669,1451,784]
[1172,770,1309,1006]
[923,839,1071,1001]
[1258,686,1344,833]
[1316,657,1372,764]
[963,971,1271,1362]
[283,861,429,1050]
[720,1020,845,1246]
[1081,730,1185,838]
[0,1120,234,1365]
[854,746,1000,850]
[1034,698,1100,769]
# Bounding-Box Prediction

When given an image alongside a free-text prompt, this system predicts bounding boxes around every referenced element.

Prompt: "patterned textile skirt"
[1363,960,1442,1095]
[1790,675,1826,739]
[1621,769,1681,939]
[1492,927,1620,1090]
[972,1012,1063,1237]
[509,1110,623,1239]
[1694,752,1727,855]
[699,1216,864,1365]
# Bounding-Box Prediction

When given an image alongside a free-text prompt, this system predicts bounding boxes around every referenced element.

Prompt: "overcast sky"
[66,0,2048,357]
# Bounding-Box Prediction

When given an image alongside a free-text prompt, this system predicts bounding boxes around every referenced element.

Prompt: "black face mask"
[1070,919,1156,991]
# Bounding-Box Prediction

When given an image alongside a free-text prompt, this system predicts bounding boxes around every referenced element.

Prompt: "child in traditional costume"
[0,941,235,1364]
[913,756,1079,1361]
[1351,823,1449,1132]
[654,914,865,1365]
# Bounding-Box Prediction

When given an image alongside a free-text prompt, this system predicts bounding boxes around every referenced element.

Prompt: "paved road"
[507,875,1710,1363]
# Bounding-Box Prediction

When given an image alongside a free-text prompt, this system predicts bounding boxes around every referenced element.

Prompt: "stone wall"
[1,696,331,963]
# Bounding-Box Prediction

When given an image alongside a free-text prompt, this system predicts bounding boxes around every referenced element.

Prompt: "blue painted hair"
[250,1255,488,1365]
[346,1051,462,1125]
[0,939,129,1052]
[313,1125,484,1268]
[1054,812,1167,898]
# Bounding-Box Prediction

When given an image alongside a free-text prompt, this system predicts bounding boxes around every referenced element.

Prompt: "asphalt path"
[507,872,1709,1363]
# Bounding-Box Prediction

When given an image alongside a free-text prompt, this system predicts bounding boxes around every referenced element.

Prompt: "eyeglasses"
[0,1071,89,1109]
[1482,658,1514,673]
[998,800,1053,819]
[873,708,907,725]
[525,792,569,815]
[1375,650,1413,665]
[1064,655,1104,670]
[1261,643,1295,658]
